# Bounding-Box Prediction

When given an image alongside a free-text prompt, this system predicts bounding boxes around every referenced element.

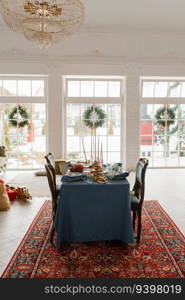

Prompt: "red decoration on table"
[6,189,17,201]
[70,164,84,173]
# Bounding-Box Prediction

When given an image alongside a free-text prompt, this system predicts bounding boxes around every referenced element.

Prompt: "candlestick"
[94,130,96,161]
[97,134,99,162]
[82,138,87,163]
[90,131,92,160]
[100,142,103,164]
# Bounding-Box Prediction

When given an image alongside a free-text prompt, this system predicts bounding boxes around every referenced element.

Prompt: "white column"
[125,75,140,170]
[47,73,63,159]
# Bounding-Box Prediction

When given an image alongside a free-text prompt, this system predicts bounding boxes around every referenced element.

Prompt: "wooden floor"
[0,169,185,276]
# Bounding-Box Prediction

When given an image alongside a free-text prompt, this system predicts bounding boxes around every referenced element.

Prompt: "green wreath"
[83,106,106,129]
[155,106,175,128]
[8,105,29,128]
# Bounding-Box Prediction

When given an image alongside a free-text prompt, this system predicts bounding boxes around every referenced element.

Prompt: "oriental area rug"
[1,200,185,278]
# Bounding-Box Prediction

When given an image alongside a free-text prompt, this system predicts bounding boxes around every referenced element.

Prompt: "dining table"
[54,178,135,248]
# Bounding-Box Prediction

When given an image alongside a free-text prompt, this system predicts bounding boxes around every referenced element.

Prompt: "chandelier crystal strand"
[0,0,85,49]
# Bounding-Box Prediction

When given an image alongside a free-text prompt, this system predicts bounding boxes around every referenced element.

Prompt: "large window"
[0,77,47,169]
[64,78,123,163]
[140,79,185,167]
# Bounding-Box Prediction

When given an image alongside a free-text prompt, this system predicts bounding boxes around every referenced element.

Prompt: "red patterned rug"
[1,200,185,278]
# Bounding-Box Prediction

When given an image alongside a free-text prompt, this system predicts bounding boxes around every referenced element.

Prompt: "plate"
[67,172,83,177]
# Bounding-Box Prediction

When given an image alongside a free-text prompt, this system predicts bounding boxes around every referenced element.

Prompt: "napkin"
[61,174,87,182]
[110,171,130,180]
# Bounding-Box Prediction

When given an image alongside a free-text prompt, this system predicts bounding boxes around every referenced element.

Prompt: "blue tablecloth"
[54,179,134,247]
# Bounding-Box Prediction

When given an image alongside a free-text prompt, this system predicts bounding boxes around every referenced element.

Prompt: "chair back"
[44,152,55,168]
[44,152,56,186]
[45,164,58,221]
[133,158,148,206]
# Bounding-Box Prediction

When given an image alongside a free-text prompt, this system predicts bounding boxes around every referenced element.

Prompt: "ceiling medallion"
[0,0,85,49]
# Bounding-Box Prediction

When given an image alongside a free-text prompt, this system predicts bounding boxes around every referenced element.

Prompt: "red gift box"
[6,189,17,201]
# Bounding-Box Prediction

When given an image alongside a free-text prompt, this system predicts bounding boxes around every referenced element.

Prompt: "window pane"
[180,83,185,97]
[153,136,164,151]
[66,103,121,163]
[3,80,17,96]
[7,152,18,168]
[0,80,2,96]
[155,82,168,97]
[167,82,181,97]
[179,105,185,119]
[108,136,120,151]
[32,103,45,120]
[0,102,46,169]
[166,152,178,166]
[95,81,108,97]
[68,81,80,97]
[108,152,120,163]
[140,104,153,120]
[108,81,120,97]
[140,120,153,135]
[179,120,185,134]
[18,80,31,96]
[179,152,185,166]
[153,152,165,166]
[166,120,178,134]
[142,82,155,97]
[32,80,44,96]
[80,81,94,97]
[154,104,166,119]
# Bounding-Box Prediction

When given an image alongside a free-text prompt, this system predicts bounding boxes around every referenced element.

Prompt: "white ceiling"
[0,0,185,61]
[84,0,185,32]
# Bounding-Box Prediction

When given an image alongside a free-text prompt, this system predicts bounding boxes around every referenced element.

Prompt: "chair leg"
[50,227,55,243]
[137,211,142,243]
[132,210,136,230]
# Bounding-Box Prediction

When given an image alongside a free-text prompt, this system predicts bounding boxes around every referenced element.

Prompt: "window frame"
[0,75,48,170]
[140,77,185,168]
[63,77,125,163]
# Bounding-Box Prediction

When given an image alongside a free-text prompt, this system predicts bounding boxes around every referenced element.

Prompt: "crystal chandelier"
[0,0,85,49]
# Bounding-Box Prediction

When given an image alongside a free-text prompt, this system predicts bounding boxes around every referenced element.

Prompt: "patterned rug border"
[1,200,185,278]
[1,200,52,278]
[145,201,185,242]
[143,202,185,278]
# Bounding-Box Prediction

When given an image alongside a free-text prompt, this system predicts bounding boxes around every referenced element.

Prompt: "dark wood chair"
[130,158,149,243]
[45,163,59,243]
[44,152,61,196]
[44,152,55,168]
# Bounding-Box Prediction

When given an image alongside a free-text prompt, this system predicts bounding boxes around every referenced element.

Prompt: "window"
[65,78,123,164]
[0,79,45,97]
[142,80,185,98]
[0,77,46,169]
[67,79,121,98]
[140,78,185,167]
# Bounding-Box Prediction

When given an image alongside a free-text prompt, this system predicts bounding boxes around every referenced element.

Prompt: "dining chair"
[44,152,61,196]
[44,152,55,168]
[130,158,149,243]
[45,163,59,243]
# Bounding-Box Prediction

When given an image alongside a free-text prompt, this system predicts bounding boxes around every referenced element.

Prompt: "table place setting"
[61,162,130,184]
